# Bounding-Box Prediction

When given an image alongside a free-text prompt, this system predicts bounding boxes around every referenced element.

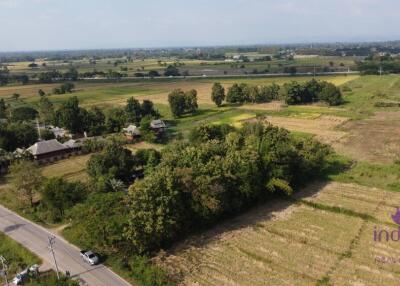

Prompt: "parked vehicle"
[12,269,28,285]
[80,250,99,265]
[12,265,39,285]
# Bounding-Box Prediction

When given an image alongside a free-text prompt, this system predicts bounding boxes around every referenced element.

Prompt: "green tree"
[226,83,246,103]
[125,97,142,123]
[125,166,187,253]
[318,82,343,106]
[164,65,180,76]
[66,192,128,252]
[141,100,159,118]
[168,89,186,117]
[105,108,126,133]
[38,96,54,125]
[11,107,38,122]
[87,142,136,183]
[38,89,45,97]
[211,83,225,107]
[54,96,85,134]
[40,177,87,222]
[0,122,38,151]
[184,89,198,113]
[9,160,42,207]
[0,99,7,118]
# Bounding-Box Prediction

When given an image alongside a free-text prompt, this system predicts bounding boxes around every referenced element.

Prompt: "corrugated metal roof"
[27,139,69,156]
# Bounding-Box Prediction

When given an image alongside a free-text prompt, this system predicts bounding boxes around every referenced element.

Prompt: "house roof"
[123,125,141,135]
[63,139,82,149]
[48,126,67,138]
[150,119,166,129]
[27,139,69,156]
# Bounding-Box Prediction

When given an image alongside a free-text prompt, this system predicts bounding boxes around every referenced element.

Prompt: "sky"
[0,0,399,52]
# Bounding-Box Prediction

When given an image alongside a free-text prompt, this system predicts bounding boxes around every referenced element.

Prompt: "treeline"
[40,96,159,135]
[0,68,29,85]
[282,79,343,106]
[357,59,400,74]
[226,82,280,104]
[210,79,343,107]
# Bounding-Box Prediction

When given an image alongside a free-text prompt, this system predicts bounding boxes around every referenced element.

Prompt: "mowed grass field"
[159,182,400,286]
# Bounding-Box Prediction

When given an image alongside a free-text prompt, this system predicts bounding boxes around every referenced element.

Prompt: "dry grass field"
[0,75,357,109]
[40,154,91,182]
[333,112,400,163]
[158,182,400,286]
[244,115,348,145]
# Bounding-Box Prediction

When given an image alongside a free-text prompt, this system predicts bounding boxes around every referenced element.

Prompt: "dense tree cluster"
[124,122,331,253]
[164,65,180,77]
[283,79,343,106]
[87,142,137,185]
[0,122,38,151]
[226,83,280,104]
[45,96,158,135]
[125,97,159,124]
[168,89,198,117]
[37,68,78,83]
[11,106,38,122]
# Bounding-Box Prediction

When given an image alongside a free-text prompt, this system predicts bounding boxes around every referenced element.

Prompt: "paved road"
[0,205,132,286]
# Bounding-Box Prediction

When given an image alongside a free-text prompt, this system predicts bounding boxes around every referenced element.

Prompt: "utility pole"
[36,117,42,141]
[379,66,383,76]
[47,236,60,280]
[0,255,9,286]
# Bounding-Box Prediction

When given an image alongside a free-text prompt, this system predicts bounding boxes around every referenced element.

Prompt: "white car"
[80,250,100,265]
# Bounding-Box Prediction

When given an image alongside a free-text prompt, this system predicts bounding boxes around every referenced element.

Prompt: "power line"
[0,255,9,286]
[47,236,60,280]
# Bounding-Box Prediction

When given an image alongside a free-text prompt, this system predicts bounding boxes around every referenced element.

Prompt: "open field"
[0,75,358,109]
[4,55,358,77]
[158,182,400,286]
[40,154,91,182]
[333,112,400,163]
[245,115,349,145]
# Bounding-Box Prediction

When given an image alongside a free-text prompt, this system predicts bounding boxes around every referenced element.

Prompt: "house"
[150,119,166,133]
[48,126,68,139]
[27,139,70,164]
[63,137,90,155]
[123,125,141,141]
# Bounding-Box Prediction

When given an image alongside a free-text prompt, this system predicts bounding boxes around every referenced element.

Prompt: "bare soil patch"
[333,111,400,163]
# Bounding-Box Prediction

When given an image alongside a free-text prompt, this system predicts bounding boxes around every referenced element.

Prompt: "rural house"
[27,139,70,164]
[150,119,166,133]
[123,125,141,141]
[63,137,90,155]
